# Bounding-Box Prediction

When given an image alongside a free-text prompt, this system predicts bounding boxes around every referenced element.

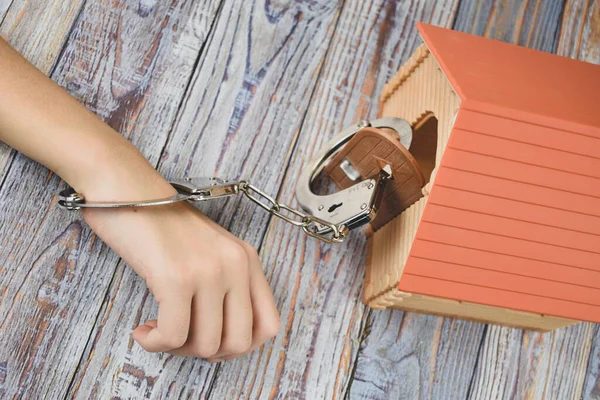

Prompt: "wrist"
[64,133,176,203]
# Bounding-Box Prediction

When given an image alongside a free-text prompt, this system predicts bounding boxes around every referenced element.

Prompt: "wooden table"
[0,0,598,398]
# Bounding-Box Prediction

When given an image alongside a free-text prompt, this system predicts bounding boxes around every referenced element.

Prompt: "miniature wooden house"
[364,23,600,331]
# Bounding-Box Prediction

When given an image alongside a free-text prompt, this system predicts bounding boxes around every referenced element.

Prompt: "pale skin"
[0,38,280,361]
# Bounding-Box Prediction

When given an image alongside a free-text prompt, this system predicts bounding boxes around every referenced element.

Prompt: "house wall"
[366,45,460,303]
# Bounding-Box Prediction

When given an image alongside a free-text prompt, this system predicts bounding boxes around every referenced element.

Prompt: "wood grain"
[67,0,348,398]
[469,323,594,399]
[453,0,565,52]
[583,325,600,399]
[0,0,221,398]
[205,1,461,399]
[351,311,486,400]
[0,0,13,24]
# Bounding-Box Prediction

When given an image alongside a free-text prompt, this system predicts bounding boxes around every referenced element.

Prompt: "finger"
[210,275,253,359]
[208,245,280,362]
[170,287,224,358]
[245,245,281,346]
[132,290,192,352]
[142,320,158,328]
[131,319,159,341]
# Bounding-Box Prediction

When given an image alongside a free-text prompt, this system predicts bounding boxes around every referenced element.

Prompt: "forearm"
[0,38,174,200]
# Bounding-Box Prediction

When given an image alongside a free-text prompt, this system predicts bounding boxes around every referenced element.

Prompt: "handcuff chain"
[238,181,347,244]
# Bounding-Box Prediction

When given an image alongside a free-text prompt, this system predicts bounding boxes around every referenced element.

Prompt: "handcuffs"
[58,117,413,244]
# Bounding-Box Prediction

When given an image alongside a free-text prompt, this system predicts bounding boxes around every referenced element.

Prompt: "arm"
[0,37,172,201]
[0,37,280,360]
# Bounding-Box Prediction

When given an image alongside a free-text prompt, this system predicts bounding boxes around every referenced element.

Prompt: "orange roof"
[398,24,600,323]
[416,23,600,138]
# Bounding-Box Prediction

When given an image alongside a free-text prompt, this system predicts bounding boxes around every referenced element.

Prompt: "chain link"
[238,181,347,244]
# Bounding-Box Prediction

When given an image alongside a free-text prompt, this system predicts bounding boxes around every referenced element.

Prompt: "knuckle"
[225,337,252,354]
[165,334,187,349]
[228,243,250,266]
[241,242,260,260]
[261,316,281,340]
[192,341,220,359]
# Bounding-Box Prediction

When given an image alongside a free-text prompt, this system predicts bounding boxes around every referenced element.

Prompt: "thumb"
[131,320,158,342]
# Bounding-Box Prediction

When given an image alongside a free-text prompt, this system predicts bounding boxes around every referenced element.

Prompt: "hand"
[0,36,280,361]
[82,181,280,361]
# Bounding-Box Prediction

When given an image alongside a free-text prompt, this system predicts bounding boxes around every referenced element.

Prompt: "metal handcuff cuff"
[58,117,412,244]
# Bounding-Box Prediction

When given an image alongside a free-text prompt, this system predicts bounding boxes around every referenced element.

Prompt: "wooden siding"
[367,48,461,303]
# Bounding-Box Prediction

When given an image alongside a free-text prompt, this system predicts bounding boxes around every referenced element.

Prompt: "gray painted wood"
[0,0,14,24]
[583,325,600,400]
[453,0,565,52]
[350,311,486,400]
[469,324,594,400]
[0,0,221,398]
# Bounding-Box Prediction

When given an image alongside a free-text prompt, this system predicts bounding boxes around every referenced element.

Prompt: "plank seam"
[452,127,600,161]
[0,0,15,26]
[411,255,600,289]
[416,238,600,274]
[459,107,600,140]
[465,324,488,400]
[342,308,372,399]
[63,255,122,400]
[440,165,600,201]
[582,323,600,396]
[419,220,600,257]
[244,0,348,253]
[154,0,227,174]
[205,0,349,397]
[447,146,600,181]
[427,201,600,238]
[434,183,600,219]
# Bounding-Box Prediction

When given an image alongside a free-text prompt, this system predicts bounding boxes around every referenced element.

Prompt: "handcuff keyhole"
[328,202,343,213]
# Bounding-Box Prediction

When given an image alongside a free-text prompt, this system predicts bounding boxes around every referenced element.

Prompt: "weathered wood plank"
[67,0,347,398]
[0,0,221,398]
[469,323,595,399]
[0,0,14,23]
[0,0,85,70]
[558,0,600,61]
[205,1,461,399]
[0,0,87,190]
[453,0,565,52]
[456,1,600,400]
[583,325,600,400]
[351,311,486,400]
